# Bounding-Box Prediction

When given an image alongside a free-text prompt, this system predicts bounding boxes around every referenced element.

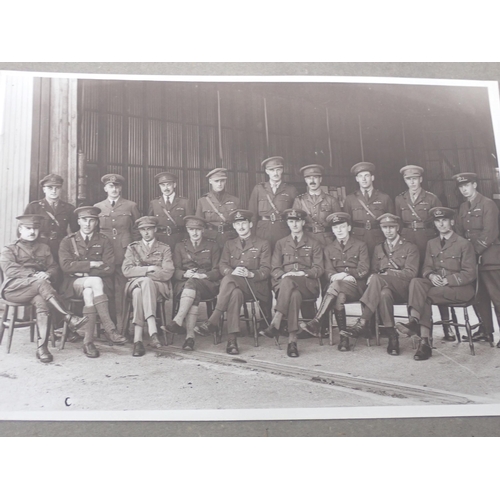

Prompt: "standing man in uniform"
[165,216,221,351]
[59,207,127,358]
[24,174,78,265]
[396,207,477,360]
[344,162,394,257]
[94,173,141,332]
[122,216,175,357]
[194,210,271,355]
[301,212,370,351]
[148,172,193,251]
[261,209,324,358]
[341,214,420,356]
[395,165,454,341]
[196,168,240,249]
[248,156,298,251]
[0,215,87,363]
[453,172,500,346]
[292,164,341,247]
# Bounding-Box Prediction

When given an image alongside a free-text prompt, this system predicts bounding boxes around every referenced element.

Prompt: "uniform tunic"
[408,232,477,329]
[344,189,395,256]
[173,237,221,304]
[292,191,341,246]
[196,191,240,248]
[148,195,193,249]
[94,197,141,328]
[248,182,298,250]
[360,237,419,326]
[271,233,324,333]
[454,192,500,336]
[395,189,441,260]
[24,198,78,262]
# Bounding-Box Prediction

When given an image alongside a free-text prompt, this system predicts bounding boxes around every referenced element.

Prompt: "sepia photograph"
[1,69,500,421]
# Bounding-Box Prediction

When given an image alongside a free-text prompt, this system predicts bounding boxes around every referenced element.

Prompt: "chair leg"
[242,302,251,336]
[464,307,475,356]
[328,311,334,346]
[450,307,459,342]
[375,310,380,346]
[214,312,223,345]
[251,301,258,347]
[0,304,9,345]
[49,316,56,348]
[6,305,17,354]
[159,300,167,345]
[29,305,36,342]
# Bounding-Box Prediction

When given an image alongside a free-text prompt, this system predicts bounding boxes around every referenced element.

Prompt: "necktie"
[340,241,345,250]
[241,239,246,249]
[111,200,115,207]
[441,238,446,248]
[166,196,172,208]
[364,190,369,201]
[294,236,299,246]
[85,236,90,244]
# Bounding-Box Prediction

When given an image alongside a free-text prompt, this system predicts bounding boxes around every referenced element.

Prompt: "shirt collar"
[108,196,120,204]
[164,193,175,203]
[387,235,400,248]
[80,231,94,240]
[270,180,281,190]
[143,239,155,248]
[361,186,374,197]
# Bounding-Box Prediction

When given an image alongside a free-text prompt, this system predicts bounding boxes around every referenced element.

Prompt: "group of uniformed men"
[2,156,500,364]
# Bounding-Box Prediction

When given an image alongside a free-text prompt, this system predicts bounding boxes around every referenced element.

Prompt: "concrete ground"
[1,304,500,413]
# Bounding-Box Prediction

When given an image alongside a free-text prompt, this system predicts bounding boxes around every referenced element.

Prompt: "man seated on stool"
[59,206,126,358]
[165,216,221,351]
[194,210,271,355]
[341,213,419,355]
[0,215,88,363]
[396,207,477,360]
[261,208,324,358]
[122,216,174,357]
[301,212,369,352]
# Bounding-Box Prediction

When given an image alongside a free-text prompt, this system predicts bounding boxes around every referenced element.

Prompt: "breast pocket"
[442,252,462,272]
[468,211,483,230]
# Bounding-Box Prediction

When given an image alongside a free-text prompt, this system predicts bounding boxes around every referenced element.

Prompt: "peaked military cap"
[400,165,424,178]
[16,214,45,227]
[155,172,177,184]
[283,208,307,221]
[452,172,477,185]
[351,162,376,176]
[101,173,125,185]
[429,207,455,220]
[326,212,351,226]
[262,156,284,170]
[135,216,158,229]
[229,209,253,223]
[74,206,101,218]
[184,215,207,229]
[300,164,324,177]
[377,213,400,226]
[39,173,64,187]
[206,168,228,181]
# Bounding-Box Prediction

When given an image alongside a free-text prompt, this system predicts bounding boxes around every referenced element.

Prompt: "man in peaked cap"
[261,208,324,358]
[195,209,271,355]
[343,162,394,257]
[395,165,454,340]
[165,215,221,351]
[452,172,500,347]
[301,212,370,351]
[342,213,419,356]
[196,168,240,249]
[59,206,126,358]
[396,207,477,360]
[248,156,298,251]
[122,216,175,356]
[0,214,87,363]
[94,173,141,333]
[292,164,341,247]
[148,171,194,250]
[24,173,78,265]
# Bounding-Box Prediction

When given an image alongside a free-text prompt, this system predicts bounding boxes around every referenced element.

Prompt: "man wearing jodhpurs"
[0,215,87,363]
[342,213,420,355]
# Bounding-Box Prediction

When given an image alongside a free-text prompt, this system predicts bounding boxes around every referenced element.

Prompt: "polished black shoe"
[259,325,280,339]
[386,329,400,356]
[66,331,83,343]
[414,339,432,361]
[194,321,218,337]
[287,341,299,358]
[66,314,89,332]
[36,345,53,363]
[83,342,100,358]
[337,336,350,352]
[301,318,321,337]
[443,331,457,342]
[226,339,239,355]
[497,339,500,348]
[132,341,146,357]
[182,337,195,351]
[462,330,492,342]
[149,333,162,349]
[395,319,420,338]
[340,318,367,338]
[104,329,127,345]
[165,321,186,336]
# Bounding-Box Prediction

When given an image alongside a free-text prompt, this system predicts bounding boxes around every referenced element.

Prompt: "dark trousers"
[476,270,500,334]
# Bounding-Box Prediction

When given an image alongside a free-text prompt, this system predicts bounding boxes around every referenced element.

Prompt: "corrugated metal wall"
[0,72,34,250]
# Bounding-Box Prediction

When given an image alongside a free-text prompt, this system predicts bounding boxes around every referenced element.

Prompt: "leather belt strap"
[352,222,380,229]
[259,216,284,222]
[403,221,427,229]
[305,226,326,233]
[157,226,183,235]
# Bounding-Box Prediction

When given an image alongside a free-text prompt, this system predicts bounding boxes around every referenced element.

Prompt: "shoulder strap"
[406,199,422,221]
[40,203,60,227]
[69,235,79,257]
[381,242,401,270]
[265,192,280,215]
[356,194,377,221]
[205,194,226,222]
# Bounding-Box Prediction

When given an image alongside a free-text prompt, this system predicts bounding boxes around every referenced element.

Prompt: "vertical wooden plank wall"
[0,72,34,250]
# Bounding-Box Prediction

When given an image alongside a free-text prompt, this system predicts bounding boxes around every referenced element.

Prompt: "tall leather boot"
[48,296,88,332]
[386,327,400,355]
[36,312,53,363]
[335,308,350,351]
[82,306,99,358]
[302,293,336,337]
[93,295,126,345]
